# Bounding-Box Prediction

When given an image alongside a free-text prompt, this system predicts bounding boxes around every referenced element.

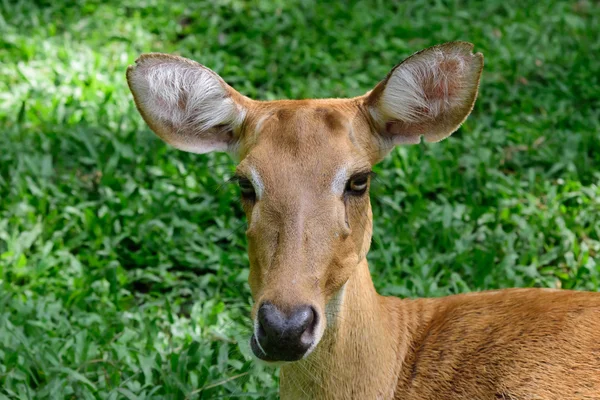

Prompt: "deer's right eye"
[238,178,256,200]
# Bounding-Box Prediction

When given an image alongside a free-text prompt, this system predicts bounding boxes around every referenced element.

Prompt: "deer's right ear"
[126,54,249,154]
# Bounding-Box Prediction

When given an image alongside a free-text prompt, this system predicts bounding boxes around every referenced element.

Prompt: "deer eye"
[344,173,370,196]
[238,177,256,200]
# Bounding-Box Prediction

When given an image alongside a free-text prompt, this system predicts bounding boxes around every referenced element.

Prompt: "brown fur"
[126,42,600,399]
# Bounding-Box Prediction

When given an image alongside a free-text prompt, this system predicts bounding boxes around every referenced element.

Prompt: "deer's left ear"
[364,42,483,147]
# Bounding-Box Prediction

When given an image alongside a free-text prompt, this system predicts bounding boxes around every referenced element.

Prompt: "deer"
[126,42,600,399]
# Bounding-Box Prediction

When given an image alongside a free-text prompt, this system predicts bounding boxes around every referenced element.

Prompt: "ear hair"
[365,42,484,147]
[127,53,249,154]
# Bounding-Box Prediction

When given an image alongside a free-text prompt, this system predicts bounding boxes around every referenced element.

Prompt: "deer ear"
[365,42,483,147]
[126,53,249,154]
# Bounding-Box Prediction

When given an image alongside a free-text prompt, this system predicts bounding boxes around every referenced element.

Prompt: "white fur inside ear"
[128,56,246,153]
[379,48,470,124]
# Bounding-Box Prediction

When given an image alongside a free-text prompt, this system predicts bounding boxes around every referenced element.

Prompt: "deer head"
[127,42,483,363]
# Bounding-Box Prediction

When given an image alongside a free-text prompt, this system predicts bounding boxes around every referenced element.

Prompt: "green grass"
[1,0,599,398]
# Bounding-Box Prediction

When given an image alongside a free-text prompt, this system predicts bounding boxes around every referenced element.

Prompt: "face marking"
[331,166,348,197]
[249,166,265,200]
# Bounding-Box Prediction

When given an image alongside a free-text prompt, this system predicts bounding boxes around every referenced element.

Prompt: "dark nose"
[251,302,317,362]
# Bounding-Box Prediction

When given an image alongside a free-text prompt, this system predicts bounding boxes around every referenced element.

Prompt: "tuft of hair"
[367,42,484,146]
[126,54,247,154]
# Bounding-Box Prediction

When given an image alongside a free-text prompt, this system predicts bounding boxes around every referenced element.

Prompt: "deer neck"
[279,259,412,400]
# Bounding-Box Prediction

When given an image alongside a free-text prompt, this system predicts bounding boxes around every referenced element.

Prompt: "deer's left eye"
[345,174,370,196]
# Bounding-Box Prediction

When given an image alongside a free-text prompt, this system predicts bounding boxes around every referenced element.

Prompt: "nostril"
[257,318,266,339]
[291,305,315,333]
[298,306,318,346]
[257,302,283,338]
[289,305,317,348]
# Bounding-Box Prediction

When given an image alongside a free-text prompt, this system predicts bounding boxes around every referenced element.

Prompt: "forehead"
[237,100,373,180]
